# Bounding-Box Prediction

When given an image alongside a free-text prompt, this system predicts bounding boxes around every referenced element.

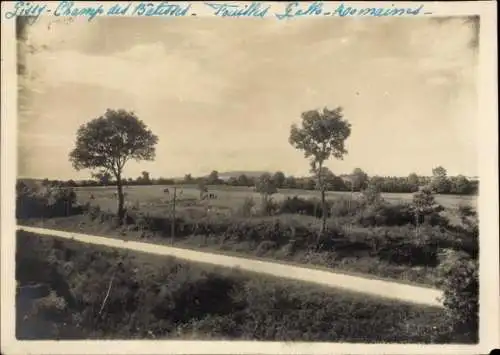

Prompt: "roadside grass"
[16,230,453,342]
[19,214,445,287]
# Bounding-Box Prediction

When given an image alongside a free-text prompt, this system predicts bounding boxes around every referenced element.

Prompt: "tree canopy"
[70,109,158,176]
[289,107,351,234]
[69,109,158,219]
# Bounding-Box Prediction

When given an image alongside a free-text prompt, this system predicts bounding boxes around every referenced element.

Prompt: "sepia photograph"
[1,1,498,354]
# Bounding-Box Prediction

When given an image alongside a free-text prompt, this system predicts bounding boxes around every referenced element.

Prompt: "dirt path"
[17,225,444,308]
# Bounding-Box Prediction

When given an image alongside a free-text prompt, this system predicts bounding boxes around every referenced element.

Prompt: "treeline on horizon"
[21,166,478,196]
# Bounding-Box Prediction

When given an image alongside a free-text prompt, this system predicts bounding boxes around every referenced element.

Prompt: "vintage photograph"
[12,13,481,344]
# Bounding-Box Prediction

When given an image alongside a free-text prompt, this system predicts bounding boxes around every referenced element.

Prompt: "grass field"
[75,184,477,220]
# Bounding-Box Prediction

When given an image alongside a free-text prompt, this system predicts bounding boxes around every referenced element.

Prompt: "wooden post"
[171,187,177,245]
[415,209,420,238]
[347,183,354,233]
[349,184,354,212]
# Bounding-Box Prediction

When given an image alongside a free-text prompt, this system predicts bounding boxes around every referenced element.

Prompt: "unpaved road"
[17,225,444,308]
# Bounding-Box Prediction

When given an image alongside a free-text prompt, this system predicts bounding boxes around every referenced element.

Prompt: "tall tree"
[412,186,444,236]
[430,166,451,193]
[408,173,420,192]
[69,109,158,221]
[139,171,151,184]
[284,175,297,189]
[451,175,471,195]
[255,173,278,215]
[289,107,351,234]
[272,171,286,189]
[351,168,369,191]
[207,170,220,185]
[237,174,250,186]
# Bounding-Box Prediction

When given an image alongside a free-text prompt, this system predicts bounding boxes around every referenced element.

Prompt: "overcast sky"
[18,16,478,180]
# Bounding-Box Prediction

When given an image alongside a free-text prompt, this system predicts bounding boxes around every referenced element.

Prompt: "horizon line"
[17,172,480,182]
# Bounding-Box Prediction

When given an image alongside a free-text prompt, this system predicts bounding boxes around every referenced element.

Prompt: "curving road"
[17,225,444,308]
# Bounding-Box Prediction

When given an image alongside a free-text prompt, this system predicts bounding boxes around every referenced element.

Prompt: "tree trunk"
[171,187,177,245]
[320,185,327,234]
[318,163,327,235]
[415,210,419,238]
[116,175,125,223]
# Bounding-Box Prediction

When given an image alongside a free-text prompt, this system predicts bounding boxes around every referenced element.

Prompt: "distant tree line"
[27,165,477,196]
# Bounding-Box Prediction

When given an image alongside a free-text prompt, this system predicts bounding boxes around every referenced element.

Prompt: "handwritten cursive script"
[2,1,432,23]
[54,1,105,21]
[130,2,191,17]
[4,1,47,23]
[205,2,270,17]
[333,3,425,17]
[275,1,323,20]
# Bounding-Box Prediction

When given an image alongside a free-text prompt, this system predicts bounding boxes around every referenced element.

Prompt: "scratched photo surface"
[16,15,479,342]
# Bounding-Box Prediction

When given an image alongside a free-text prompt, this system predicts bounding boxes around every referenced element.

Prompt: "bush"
[330,198,363,218]
[344,226,441,267]
[354,202,415,227]
[84,204,102,221]
[259,197,280,216]
[279,196,335,218]
[236,197,256,217]
[16,182,80,219]
[437,251,479,343]
[255,241,278,256]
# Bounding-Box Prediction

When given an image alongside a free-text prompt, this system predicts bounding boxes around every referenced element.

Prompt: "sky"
[18,16,479,180]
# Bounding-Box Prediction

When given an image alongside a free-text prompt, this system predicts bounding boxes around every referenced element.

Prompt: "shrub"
[330,198,362,218]
[280,196,316,217]
[236,197,256,217]
[85,204,102,221]
[360,184,384,206]
[16,182,79,219]
[255,241,278,256]
[436,250,479,343]
[259,197,280,216]
[354,202,415,227]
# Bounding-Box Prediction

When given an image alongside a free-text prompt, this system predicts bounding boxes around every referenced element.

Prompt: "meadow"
[74,184,477,223]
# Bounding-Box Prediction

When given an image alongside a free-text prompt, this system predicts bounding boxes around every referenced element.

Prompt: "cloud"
[19,17,479,178]
[27,44,233,106]
[19,132,73,148]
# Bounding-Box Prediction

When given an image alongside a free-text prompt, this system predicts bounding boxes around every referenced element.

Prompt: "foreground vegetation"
[18,230,464,342]
[18,180,478,287]
[16,180,479,342]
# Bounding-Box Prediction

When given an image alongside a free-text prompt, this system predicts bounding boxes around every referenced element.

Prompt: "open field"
[74,184,477,220]
[16,230,452,342]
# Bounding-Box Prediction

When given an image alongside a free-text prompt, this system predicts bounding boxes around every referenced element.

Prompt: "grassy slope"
[16,230,453,342]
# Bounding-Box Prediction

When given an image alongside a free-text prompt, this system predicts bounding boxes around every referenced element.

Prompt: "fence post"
[171,187,177,245]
